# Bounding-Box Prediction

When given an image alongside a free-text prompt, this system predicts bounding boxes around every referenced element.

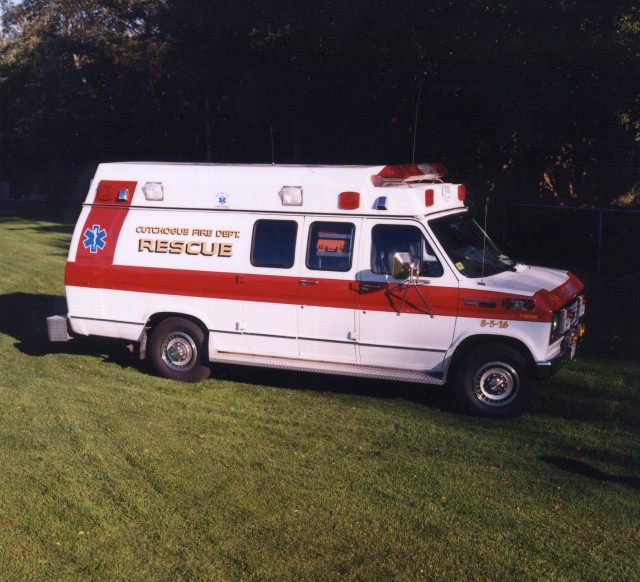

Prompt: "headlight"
[502,298,536,311]
[550,311,564,344]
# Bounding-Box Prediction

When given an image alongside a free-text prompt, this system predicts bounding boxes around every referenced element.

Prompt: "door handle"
[360,283,384,291]
[299,279,319,286]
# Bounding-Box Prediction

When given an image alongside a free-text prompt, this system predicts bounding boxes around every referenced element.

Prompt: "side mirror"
[392,252,415,279]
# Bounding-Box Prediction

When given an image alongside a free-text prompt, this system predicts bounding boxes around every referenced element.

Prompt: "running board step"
[210,352,445,385]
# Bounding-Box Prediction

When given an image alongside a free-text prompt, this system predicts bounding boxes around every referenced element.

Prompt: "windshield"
[428,212,515,278]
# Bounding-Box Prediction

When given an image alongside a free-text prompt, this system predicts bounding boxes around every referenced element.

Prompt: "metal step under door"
[210,352,445,385]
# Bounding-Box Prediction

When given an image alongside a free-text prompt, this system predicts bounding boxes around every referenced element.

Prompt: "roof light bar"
[371,163,448,187]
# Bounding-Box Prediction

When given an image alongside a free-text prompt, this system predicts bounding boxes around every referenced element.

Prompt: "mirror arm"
[397,281,434,318]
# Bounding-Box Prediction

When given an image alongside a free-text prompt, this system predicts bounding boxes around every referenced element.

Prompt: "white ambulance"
[49,162,585,417]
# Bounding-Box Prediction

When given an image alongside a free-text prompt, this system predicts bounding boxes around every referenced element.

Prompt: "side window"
[371,224,444,277]
[251,219,297,268]
[306,222,355,272]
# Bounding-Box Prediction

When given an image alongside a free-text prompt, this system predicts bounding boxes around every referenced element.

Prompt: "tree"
[0,0,167,193]
[0,0,638,205]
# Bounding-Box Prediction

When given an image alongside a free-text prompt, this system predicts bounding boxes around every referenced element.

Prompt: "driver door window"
[371,224,443,278]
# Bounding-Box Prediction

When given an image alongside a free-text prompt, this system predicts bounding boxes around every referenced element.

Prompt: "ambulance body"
[52,162,585,417]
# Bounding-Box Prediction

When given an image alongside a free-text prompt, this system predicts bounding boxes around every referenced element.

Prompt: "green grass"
[0,212,639,580]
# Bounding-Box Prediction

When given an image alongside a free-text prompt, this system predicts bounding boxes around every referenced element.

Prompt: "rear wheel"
[453,343,535,418]
[149,317,211,382]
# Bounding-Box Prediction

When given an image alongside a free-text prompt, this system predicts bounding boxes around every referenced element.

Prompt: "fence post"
[597,209,603,275]
[502,203,507,245]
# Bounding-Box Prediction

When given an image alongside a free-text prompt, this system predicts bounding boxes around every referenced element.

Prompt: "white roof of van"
[88,162,467,216]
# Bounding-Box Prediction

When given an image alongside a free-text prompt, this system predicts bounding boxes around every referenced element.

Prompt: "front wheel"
[453,343,535,418]
[149,317,211,382]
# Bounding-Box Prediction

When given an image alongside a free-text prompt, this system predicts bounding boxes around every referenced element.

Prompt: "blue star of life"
[83,225,107,253]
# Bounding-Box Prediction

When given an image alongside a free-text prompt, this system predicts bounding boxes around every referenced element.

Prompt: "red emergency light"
[95,180,137,204]
[338,191,360,210]
[425,189,435,207]
[371,163,448,187]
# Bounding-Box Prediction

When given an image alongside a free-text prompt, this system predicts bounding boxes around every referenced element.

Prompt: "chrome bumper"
[536,322,585,380]
[536,347,572,379]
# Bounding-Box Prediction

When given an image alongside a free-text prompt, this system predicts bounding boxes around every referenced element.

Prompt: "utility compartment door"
[297,218,361,362]
[356,219,458,372]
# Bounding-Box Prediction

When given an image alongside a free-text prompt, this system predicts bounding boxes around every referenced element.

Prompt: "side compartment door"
[356,220,458,372]
[297,218,361,362]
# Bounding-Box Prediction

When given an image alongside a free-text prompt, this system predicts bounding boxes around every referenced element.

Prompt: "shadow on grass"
[533,388,638,428]
[0,292,136,369]
[532,357,640,427]
[210,362,457,413]
[0,214,75,253]
[0,292,457,413]
[540,456,640,491]
[5,292,640,420]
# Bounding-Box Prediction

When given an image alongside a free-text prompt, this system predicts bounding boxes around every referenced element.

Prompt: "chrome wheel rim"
[472,362,520,407]
[161,332,197,372]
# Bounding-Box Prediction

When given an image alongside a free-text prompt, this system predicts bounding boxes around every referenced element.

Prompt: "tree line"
[1,0,638,206]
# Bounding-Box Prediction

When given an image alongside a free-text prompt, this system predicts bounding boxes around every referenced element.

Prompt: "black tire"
[453,343,535,418]
[148,317,211,382]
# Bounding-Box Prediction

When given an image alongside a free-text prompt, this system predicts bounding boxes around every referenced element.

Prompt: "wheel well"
[140,313,209,360]
[449,335,536,377]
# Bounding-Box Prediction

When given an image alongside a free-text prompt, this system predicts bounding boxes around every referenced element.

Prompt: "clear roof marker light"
[143,182,164,201]
[279,186,303,206]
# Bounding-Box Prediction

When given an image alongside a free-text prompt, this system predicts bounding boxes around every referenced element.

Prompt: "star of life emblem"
[83,224,108,253]
[215,192,230,208]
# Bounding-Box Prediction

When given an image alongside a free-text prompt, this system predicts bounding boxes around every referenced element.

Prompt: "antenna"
[270,125,276,165]
[479,197,490,285]
[412,79,424,164]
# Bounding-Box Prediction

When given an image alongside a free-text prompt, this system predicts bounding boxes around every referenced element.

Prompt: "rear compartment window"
[251,220,298,268]
[306,222,355,272]
[371,224,443,277]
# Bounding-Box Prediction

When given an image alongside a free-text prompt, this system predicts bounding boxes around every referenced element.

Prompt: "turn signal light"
[502,298,536,311]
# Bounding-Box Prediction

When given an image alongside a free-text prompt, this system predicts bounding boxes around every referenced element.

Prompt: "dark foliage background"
[1,0,639,206]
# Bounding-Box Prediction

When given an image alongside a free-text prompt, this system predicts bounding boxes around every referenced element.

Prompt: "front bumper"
[536,322,585,380]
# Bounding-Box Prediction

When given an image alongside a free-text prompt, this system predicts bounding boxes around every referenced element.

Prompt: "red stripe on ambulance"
[65,261,565,322]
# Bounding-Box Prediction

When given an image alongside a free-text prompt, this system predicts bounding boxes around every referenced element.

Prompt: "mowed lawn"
[0,213,638,580]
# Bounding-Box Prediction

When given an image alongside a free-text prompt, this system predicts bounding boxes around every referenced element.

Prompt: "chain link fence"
[496,204,640,276]
[491,204,640,349]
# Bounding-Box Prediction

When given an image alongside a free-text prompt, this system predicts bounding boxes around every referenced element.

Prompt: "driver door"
[356,220,458,372]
